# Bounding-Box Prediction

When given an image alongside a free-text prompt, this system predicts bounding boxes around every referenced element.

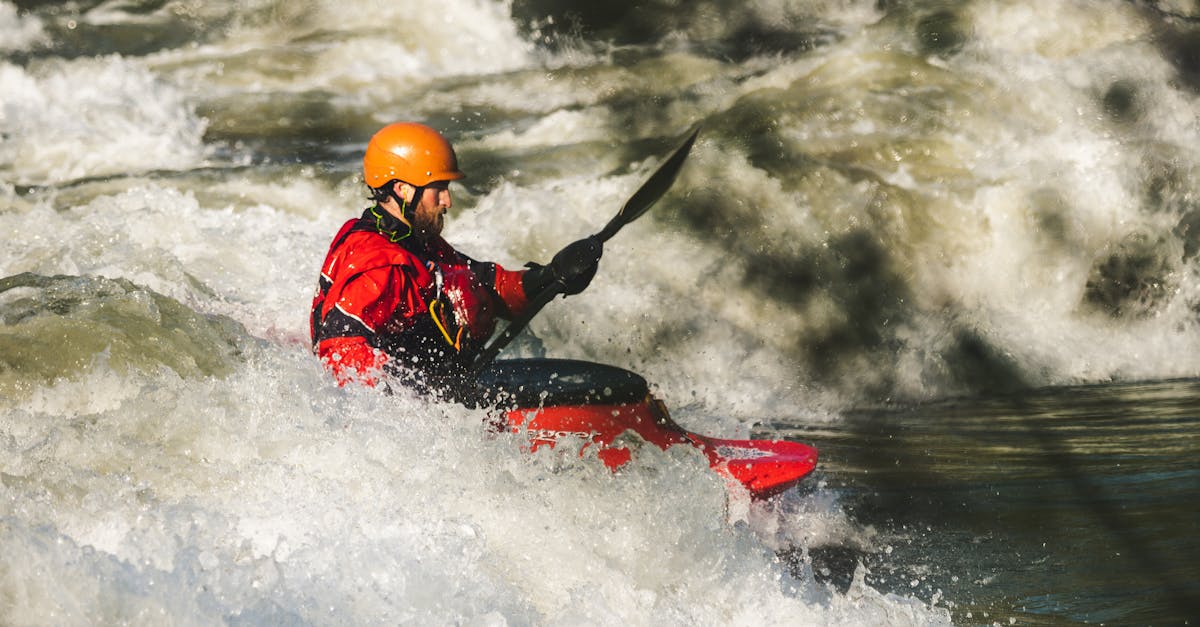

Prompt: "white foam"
[675,0,1200,399]
[968,0,1146,59]
[0,1,44,52]
[146,0,534,103]
[0,349,950,624]
[0,56,206,185]
[0,181,347,343]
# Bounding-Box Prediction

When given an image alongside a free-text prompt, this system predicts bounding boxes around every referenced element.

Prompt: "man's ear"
[396,182,415,204]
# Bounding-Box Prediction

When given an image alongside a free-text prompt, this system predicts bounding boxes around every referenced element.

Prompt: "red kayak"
[476,359,818,500]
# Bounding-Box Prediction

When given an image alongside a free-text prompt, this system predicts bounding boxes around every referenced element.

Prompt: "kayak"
[476,359,818,500]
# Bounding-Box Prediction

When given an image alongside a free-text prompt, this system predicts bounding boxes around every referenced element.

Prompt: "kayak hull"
[478,359,817,500]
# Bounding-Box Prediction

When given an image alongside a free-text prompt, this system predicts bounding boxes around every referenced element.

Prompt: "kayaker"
[310,122,601,396]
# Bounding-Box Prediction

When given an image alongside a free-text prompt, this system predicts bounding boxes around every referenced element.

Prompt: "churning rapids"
[2,1,1199,625]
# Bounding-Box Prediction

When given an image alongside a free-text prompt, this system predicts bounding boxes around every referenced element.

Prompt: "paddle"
[470,125,701,373]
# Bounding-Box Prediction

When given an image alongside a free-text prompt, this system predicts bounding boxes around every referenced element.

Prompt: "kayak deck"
[476,359,817,500]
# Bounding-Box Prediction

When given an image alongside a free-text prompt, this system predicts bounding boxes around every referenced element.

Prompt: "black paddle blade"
[596,125,700,242]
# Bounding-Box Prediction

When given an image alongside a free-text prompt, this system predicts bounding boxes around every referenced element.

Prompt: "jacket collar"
[362,205,414,244]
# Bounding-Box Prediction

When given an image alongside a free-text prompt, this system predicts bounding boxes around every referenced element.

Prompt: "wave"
[0,55,206,186]
[0,273,247,401]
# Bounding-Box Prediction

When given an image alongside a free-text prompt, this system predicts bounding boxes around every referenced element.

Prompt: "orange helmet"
[362,122,465,188]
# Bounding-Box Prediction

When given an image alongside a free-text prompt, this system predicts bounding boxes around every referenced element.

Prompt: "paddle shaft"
[470,127,700,373]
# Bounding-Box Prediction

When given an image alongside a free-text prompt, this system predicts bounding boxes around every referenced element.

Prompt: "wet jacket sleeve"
[466,259,529,319]
[317,335,388,387]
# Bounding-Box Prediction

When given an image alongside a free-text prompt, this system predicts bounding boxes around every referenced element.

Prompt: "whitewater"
[2,0,1198,624]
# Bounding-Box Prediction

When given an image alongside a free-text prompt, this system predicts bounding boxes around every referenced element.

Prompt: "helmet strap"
[393,183,427,221]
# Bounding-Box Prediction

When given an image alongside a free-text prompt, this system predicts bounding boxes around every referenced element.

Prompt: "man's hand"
[550,236,602,295]
[524,236,604,297]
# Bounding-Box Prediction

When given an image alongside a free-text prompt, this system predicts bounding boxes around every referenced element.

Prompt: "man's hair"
[369,180,397,203]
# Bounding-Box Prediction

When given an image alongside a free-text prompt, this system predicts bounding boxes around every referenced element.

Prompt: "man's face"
[410,181,452,240]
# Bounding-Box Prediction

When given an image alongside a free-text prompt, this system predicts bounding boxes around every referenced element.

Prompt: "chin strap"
[392,183,425,222]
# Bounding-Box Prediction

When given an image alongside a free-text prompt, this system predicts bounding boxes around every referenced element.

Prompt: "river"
[2,0,1198,624]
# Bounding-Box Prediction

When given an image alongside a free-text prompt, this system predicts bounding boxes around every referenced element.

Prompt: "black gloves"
[524,236,603,296]
[552,236,603,294]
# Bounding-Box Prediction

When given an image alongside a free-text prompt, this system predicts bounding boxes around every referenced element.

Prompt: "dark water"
[771,379,1200,625]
